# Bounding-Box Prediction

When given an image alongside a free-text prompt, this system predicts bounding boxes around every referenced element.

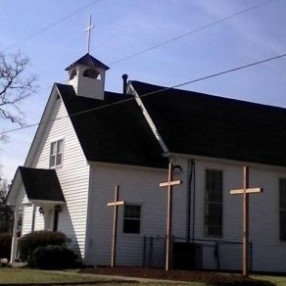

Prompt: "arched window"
[69,69,77,80]
[83,68,100,79]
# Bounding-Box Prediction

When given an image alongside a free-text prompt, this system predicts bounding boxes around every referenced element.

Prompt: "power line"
[1,50,286,137]
[8,0,275,93]
[3,0,102,51]
[108,0,275,65]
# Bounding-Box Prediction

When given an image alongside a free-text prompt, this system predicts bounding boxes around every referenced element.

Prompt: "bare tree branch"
[0,52,36,132]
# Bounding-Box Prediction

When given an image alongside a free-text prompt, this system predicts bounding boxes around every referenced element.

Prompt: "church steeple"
[65,53,109,100]
[65,15,109,100]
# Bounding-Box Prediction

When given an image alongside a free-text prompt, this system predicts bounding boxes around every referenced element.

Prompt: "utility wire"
[1,50,286,137]
[36,0,276,92]
[108,0,275,65]
[3,0,102,51]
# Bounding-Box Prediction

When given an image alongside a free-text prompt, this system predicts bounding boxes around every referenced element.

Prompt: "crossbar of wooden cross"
[230,166,262,277]
[107,185,125,267]
[159,180,182,187]
[107,201,124,207]
[159,163,182,271]
[230,187,262,195]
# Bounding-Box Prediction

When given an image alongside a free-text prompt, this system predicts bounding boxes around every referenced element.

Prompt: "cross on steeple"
[85,14,94,53]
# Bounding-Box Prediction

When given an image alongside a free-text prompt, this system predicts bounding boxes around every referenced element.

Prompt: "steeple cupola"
[65,53,109,100]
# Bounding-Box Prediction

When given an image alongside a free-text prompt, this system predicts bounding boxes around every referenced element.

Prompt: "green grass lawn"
[0,268,109,284]
[1,268,286,286]
[0,268,196,285]
[253,275,286,286]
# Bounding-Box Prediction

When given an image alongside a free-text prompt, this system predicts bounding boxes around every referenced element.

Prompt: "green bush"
[28,245,77,269]
[18,230,67,261]
[0,233,12,259]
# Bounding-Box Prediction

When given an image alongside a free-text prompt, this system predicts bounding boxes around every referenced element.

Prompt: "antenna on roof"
[85,14,94,54]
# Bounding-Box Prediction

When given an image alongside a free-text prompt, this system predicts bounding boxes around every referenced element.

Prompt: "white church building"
[7,52,286,273]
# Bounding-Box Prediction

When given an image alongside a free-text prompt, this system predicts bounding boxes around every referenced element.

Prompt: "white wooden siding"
[21,205,33,236]
[85,163,173,266]
[191,159,286,272]
[34,208,44,231]
[22,97,90,259]
[84,157,286,272]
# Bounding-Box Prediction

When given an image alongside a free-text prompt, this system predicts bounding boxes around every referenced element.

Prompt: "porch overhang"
[7,166,65,206]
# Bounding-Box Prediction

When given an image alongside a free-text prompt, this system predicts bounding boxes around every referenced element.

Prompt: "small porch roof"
[7,167,65,206]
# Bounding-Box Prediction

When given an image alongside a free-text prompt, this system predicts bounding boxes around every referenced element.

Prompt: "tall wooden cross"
[107,185,125,267]
[85,14,94,53]
[230,166,262,277]
[159,162,182,271]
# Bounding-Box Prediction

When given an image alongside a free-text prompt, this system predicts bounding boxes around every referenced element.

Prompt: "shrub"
[28,245,77,269]
[18,230,67,261]
[0,233,12,259]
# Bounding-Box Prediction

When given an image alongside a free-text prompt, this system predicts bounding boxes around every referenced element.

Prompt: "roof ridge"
[131,80,286,112]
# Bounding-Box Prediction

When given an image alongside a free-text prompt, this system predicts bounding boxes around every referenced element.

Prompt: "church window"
[204,169,223,237]
[49,139,63,168]
[123,205,141,234]
[279,178,286,240]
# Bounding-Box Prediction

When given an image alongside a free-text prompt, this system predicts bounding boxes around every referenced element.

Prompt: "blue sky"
[1,0,286,181]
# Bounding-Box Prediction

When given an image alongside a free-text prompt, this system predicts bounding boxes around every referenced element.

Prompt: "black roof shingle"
[65,53,109,71]
[19,167,65,202]
[131,80,286,167]
[56,84,167,168]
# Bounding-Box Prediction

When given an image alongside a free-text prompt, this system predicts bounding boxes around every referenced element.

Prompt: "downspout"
[192,161,196,242]
[187,160,194,242]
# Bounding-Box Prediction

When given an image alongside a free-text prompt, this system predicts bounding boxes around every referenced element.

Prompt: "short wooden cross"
[159,162,182,271]
[107,185,125,267]
[230,166,262,277]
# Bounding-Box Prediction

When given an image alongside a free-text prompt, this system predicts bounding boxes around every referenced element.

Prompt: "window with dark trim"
[49,139,63,168]
[123,205,141,234]
[279,178,286,241]
[204,169,223,237]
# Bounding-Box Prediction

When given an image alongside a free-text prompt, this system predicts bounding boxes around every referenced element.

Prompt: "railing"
[142,235,252,271]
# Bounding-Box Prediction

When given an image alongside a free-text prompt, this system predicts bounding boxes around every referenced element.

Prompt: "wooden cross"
[159,162,182,271]
[85,14,94,53]
[230,166,262,277]
[107,185,125,267]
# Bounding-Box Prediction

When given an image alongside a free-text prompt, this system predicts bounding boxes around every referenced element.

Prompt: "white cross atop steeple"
[85,14,94,53]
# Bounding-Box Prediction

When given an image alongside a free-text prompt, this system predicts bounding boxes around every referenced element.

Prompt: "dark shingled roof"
[56,83,167,168]
[65,53,109,71]
[131,80,286,168]
[19,167,65,202]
